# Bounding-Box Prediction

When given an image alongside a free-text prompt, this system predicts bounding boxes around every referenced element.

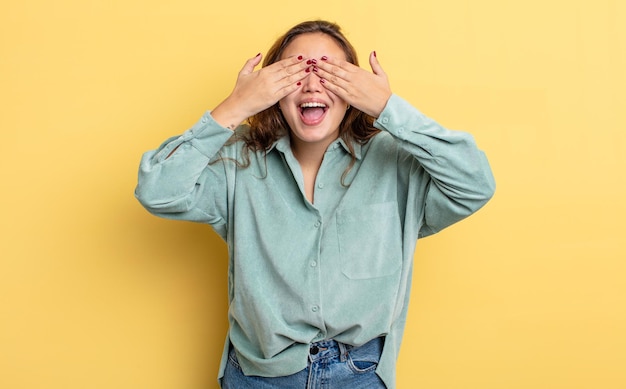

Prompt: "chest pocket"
[336,201,403,279]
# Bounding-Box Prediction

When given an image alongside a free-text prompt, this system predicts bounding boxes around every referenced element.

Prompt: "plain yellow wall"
[1,0,625,388]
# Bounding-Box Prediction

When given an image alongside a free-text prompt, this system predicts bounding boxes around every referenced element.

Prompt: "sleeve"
[374,94,496,238]
[134,111,236,232]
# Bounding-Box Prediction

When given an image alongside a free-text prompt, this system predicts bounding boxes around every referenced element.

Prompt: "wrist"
[211,97,249,131]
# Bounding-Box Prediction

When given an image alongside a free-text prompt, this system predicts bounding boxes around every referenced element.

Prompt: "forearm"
[375,94,495,232]
[135,111,234,216]
[211,96,254,131]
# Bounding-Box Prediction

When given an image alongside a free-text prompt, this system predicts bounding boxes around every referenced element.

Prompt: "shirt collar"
[271,134,362,160]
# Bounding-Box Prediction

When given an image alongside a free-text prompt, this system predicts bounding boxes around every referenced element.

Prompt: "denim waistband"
[308,337,384,363]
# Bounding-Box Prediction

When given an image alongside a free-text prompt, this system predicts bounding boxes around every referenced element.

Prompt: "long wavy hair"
[237,20,381,182]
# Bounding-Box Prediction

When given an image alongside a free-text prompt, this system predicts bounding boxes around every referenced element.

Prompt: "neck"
[290,137,335,169]
[290,138,335,205]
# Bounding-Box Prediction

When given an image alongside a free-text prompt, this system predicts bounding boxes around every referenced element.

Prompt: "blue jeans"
[222,337,387,389]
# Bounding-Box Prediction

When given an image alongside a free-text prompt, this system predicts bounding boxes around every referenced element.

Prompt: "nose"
[301,70,322,93]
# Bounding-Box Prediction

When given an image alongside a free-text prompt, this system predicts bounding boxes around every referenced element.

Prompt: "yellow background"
[1,0,625,388]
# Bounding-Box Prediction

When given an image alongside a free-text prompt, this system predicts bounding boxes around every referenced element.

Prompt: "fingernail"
[320,78,325,84]
[256,52,261,57]
[306,59,313,65]
[313,66,318,72]
[306,67,311,73]
[311,58,317,64]
[297,81,302,86]
[373,51,377,57]
[297,55,303,61]
[321,56,328,61]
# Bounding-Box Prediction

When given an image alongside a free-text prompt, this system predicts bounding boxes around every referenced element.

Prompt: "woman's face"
[278,32,349,152]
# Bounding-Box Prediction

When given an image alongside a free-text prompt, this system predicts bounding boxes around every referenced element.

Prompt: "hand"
[212,53,310,129]
[313,52,392,118]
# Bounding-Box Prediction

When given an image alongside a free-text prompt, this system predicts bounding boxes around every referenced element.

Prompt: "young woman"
[135,20,495,389]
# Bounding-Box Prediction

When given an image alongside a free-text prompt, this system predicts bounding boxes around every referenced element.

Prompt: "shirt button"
[311,306,319,313]
[398,127,404,134]
[311,261,317,267]
[201,116,208,123]
[314,221,321,228]
[382,117,389,124]
[317,183,324,189]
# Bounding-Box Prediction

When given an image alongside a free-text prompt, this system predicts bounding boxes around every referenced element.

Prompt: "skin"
[211,32,393,202]
[278,33,350,160]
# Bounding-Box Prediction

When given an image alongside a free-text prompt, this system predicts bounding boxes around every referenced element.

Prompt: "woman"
[135,20,495,389]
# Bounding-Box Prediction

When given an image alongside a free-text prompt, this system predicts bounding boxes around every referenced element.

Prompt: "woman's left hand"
[313,52,392,118]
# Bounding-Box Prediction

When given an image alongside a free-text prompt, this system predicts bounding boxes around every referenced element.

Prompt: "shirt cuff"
[181,111,236,158]
[374,94,432,140]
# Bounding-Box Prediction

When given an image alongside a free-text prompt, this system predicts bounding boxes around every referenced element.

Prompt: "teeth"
[300,102,327,108]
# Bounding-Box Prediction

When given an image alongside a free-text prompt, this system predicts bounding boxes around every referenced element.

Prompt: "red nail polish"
[297,81,302,86]
[306,67,311,73]
[306,59,312,65]
[311,58,317,64]
[256,52,261,57]
[313,66,318,72]
[320,78,325,84]
[373,51,377,57]
[297,55,303,60]
[321,56,328,61]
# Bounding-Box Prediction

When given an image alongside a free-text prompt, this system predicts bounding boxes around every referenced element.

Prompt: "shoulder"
[365,129,399,153]
[226,124,250,144]
[354,131,401,167]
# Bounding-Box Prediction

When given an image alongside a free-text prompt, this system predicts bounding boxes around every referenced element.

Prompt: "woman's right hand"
[211,53,310,130]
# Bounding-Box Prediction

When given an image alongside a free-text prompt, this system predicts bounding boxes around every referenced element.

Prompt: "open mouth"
[299,102,328,125]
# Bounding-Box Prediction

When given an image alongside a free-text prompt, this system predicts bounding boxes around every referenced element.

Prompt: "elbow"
[450,172,496,218]
[464,153,496,212]
[467,170,496,214]
[481,165,496,204]
[134,185,192,215]
[478,172,496,207]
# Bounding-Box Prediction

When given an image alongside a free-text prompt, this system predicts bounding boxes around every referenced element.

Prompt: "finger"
[318,55,348,67]
[239,53,262,76]
[313,65,349,90]
[283,56,311,77]
[262,55,309,85]
[319,76,350,101]
[274,67,311,98]
[318,55,361,74]
[270,60,310,89]
[276,78,306,98]
[268,54,307,73]
[369,51,386,76]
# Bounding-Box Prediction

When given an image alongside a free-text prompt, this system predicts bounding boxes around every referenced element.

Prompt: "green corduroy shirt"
[135,94,495,388]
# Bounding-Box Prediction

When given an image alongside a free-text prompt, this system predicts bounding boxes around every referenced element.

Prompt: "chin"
[296,123,337,140]
[292,132,329,145]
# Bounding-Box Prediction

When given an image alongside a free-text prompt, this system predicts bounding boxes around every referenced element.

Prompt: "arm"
[315,53,495,236]
[135,53,311,224]
[375,94,495,236]
[134,114,234,225]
